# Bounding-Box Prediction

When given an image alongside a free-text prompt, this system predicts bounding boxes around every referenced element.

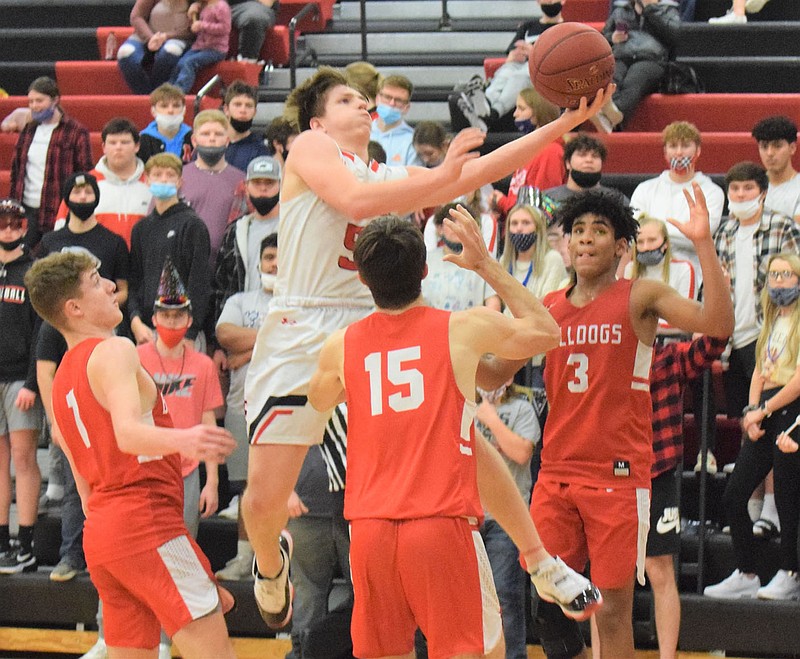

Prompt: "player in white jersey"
[242,66,612,630]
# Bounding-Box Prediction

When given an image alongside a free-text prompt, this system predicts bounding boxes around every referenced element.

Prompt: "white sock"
[761,494,780,530]
[530,556,556,574]
[748,498,764,523]
[45,484,64,500]
[237,539,253,557]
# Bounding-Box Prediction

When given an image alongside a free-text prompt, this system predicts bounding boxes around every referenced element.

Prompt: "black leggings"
[721,391,800,573]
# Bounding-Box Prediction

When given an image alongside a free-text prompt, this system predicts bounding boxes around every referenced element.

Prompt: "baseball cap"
[247,156,282,182]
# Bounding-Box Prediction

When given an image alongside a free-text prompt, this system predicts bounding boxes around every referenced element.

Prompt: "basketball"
[529,23,615,109]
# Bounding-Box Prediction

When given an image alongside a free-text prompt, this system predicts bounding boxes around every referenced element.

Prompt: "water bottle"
[105,31,117,60]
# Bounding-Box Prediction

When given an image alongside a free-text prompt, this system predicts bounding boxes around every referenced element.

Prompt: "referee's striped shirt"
[319,403,347,492]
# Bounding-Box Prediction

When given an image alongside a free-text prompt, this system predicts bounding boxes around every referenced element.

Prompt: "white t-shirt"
[766,173,800,220]
[732,222,760,349]
[23,122,58,208]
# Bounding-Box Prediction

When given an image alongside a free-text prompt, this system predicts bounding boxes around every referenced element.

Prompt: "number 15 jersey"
[541,279,654,489]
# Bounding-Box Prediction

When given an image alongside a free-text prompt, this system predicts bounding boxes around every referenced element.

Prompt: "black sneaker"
[252,530,294,629]
[0,546,38,574]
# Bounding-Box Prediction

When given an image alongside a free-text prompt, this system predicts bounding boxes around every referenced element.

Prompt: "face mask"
[540,2,563,17]
[31,105,56,123]
[250,193,279,216]
[669,155,695,172]
[636,246,666,267]
[515,118,536,134]
[509,231,537,253]
[376,104,403,125]
[768,285,800,307]
[0,237,24,251]
[229,117,253,133]
[196,145,227,167]
[477,384,508,404]
[727,196,763,221]
[155,112,184,133]
[156,324,188,349]
[261,272,277,292]
[150,182,178,200]
[570,169,602,189]
[442,236,463,254]
[67,200,98,221]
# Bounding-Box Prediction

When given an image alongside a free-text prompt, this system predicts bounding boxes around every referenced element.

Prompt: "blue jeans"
[481,518,528,659]
[117,37,185,95]
[57,444,86,569]
[171,48,226,93]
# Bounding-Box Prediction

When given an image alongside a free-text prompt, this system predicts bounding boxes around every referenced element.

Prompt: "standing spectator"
[138,84,194,164]
[117,0,193,95]
[0,199,43,575]
[172,0,232,94]
[9,77,92,249]
[223,81,270,172]
[128,154,212,347]
[228,0,278,62]
[370,75,424,168]
[752,116,800,222]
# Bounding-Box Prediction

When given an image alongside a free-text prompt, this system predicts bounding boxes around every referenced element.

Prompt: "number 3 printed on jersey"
[364,347,425,415]
[567,353,589,393]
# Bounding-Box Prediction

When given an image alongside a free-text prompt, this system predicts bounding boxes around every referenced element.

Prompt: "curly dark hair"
[555,189,637,242]
[751,115,797,144]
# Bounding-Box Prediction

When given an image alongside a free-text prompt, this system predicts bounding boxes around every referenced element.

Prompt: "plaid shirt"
[9,113,92,235]
[714,209,800,325]
[650,335,727,477]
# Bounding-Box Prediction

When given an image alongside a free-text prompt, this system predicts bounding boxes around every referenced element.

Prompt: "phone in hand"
[615,19,630,34]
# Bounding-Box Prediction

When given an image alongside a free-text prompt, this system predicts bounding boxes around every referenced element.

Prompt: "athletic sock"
[45,483,64,500]
[237,539,253,557]
[747,498,764,523]
[17,525,34,553]
[761,494,780,530]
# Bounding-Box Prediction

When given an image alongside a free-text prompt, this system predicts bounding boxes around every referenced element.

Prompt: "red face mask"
[156,324,188,349]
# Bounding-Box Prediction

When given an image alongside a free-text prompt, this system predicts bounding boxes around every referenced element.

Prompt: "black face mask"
[250,193,279,216]
[197,145,227,167]
[67,200,98,221]
[0,237,24,251]
[541,2,563,17]
[570,169,602,189]
[229,117,254,133]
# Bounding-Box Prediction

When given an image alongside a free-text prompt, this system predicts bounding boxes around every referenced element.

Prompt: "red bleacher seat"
[276,0,334,33]
[562,0,610,23]
[0,171,9,198]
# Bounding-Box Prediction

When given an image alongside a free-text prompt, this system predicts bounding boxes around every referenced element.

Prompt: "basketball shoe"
[252,530,294,628]
[530,556,603,620]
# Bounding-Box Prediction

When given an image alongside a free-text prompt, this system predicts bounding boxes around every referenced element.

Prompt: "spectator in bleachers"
[545,133,630,205]
[705,252,800,600]
[223,81,270,172]
[128,154,212,348]
[492,88,564,218]
[264,115,298,168]
[117,0,193,95]
[138,84,194,163]
[181,110,246,260]
[344,61,382,118]
[172,0,232,93]
[9,77,92,249]
[369,75,424,168]
[412,120,448,169]
[709,0,771,24]
[630,121,724,288]
[508,0,565,49]
[752,115,800,223]
[595,0,680,133]
[228,0,278,63]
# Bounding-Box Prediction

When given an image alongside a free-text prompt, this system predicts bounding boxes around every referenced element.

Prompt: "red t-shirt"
[541,279,654,489]
[343,306,482,522]
[52,338,185,565]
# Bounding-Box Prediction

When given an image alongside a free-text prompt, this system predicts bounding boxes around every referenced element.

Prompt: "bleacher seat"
[561,0,610,23]
[276,0,335,32]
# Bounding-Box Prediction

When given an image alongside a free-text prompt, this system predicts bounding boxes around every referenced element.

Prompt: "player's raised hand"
[563,83,616,126]
[443,204,491,271]
[668,182,711,244]
[180,424,237,464]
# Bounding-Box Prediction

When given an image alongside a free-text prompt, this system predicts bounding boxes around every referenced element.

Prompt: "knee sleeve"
[116,43,135,60]
[533,598,585,659]
[163,39,187,57]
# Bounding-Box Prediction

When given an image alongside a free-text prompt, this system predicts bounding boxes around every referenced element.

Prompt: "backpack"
[660,61,705,94]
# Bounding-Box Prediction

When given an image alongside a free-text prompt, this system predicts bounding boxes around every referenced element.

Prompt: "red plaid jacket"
[10,113,93,235]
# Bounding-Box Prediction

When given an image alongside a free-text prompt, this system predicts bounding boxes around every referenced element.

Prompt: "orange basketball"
[529,23,615,109]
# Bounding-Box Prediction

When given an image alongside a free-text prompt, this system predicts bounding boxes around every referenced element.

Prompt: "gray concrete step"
[301,30,512,57]
[336,0,540,22]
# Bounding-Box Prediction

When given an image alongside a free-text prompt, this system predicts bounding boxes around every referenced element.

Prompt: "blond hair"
[144,152,183,176]
[756,253,800,374]
[662,121,701,147]
[193,108,229,132]
[630,216,673,282]
[499,204,551,278]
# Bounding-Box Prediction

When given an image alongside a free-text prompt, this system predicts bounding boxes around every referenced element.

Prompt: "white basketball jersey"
[276,149,409,307]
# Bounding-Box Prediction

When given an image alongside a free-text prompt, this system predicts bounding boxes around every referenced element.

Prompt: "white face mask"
[261,272,277,292]
[727,195,762,221]
[155,112,185,133]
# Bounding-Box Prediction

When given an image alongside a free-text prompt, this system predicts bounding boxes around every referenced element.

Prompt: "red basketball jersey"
[343,306,482,522]
[52,338,185,565]
[541,279,654,488]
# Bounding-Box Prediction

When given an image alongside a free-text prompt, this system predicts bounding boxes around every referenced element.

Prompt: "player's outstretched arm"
[87,337,236,463]
[309,328,347,412]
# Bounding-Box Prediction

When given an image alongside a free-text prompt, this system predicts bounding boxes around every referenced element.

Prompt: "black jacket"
[604,0,681,63]
[0,251,40,391]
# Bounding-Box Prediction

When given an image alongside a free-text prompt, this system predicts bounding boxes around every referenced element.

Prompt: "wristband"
[742,403,759,416]
[762,401,772,418]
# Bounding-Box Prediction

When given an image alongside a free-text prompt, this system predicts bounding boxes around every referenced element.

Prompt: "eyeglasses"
[0,217,24,231]
[377,91,409,107]
[768,270,797,282]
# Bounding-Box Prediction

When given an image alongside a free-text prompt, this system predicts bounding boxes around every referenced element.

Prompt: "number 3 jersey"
[52,337,185,564]
[343,306,483,522]
[541,279,654,489]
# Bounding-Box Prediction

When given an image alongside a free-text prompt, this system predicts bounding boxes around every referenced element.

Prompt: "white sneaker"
[456,93,488,131]
[158,643,172,659]
[589,112,613,134]
[723,462,736,474]
[694,450,718,474]
[745,0,771,12]
[757,570,800,600]
[530,556,603,621]
[704,570,760,598]
[81,638,108,659]
[253,530,294,629]
[216,551,254,581]
[602,99,624,127]
[218,495,239,520]
[709,11,747,23]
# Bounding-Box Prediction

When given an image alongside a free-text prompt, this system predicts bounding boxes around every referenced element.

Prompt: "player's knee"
[645,555,675,589]
[533,599,585,659]
[116,43,135,60]
[163,39,187,57]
